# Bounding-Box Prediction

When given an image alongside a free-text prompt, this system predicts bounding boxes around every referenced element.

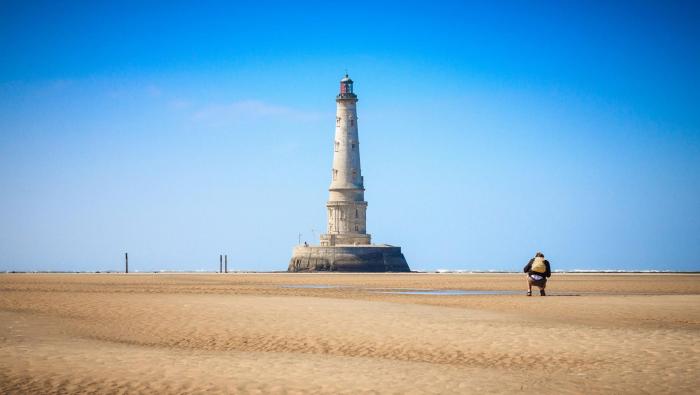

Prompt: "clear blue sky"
[1,1,698,272]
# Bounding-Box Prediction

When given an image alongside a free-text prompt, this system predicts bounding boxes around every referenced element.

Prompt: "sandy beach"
[1,273,698,394]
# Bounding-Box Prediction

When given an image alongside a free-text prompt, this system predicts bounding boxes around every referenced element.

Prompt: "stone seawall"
[288,245,410,272]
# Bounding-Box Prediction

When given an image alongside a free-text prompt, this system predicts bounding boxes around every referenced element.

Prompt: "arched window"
[352,169,357,180]
[355,225,358,231]
[355,209,358,218]
[335,141,340,152]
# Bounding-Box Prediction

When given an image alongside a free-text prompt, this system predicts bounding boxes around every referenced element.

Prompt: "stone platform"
[288,245,411,272]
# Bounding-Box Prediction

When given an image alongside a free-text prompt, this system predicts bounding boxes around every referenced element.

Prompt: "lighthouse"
[288,74,410,272]
[321,74,371,246]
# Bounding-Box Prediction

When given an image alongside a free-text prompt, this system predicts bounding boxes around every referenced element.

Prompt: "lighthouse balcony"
[320,233,371,246]
[336,93,358,100]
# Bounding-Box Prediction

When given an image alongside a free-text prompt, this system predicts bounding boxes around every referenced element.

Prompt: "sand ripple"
[1,273,699,394]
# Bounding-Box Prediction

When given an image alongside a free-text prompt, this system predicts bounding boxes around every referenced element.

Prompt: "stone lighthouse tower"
[288,74,410,272]
[320,74,371,247]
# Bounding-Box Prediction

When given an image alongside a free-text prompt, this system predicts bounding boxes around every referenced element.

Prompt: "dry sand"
[1,273,698,394]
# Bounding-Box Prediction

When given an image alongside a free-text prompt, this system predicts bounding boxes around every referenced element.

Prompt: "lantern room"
[337,74,356,99]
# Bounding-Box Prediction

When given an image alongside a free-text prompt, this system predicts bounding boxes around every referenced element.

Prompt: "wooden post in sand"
[125,252,129,274]
[224,255,228,273]
[219,254,223,273]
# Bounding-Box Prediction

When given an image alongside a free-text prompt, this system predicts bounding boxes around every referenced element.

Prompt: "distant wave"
[421,269,698,274]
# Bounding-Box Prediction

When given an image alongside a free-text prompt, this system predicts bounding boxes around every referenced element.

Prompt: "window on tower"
[350,119,354,126]
[333,169,338,180]
[335,141,339,152]
[352,169,357,180]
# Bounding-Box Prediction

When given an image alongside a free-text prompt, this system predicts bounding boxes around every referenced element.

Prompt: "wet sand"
[1,273,698,394]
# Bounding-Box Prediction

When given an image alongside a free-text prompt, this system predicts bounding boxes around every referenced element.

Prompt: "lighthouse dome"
[338,73,356,99]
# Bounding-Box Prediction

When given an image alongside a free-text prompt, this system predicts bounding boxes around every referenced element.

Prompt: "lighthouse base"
[288,245,410,272]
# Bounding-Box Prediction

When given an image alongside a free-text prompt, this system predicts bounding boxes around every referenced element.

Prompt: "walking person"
[524,252,551,296]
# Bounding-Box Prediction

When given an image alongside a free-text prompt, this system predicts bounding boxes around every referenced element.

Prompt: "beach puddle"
[280,285,579,296]
[374,289,522,295]
[281,284,348,289]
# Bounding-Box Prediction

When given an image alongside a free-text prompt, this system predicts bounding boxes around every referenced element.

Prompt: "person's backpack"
[531,257,547,274]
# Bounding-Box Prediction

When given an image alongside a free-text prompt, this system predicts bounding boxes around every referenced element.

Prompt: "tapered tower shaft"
[320,74,371,246]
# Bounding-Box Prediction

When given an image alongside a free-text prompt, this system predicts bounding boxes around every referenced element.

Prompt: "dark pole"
[125,252,129,274]
[219,254,222,273]
[225,255,228,273]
